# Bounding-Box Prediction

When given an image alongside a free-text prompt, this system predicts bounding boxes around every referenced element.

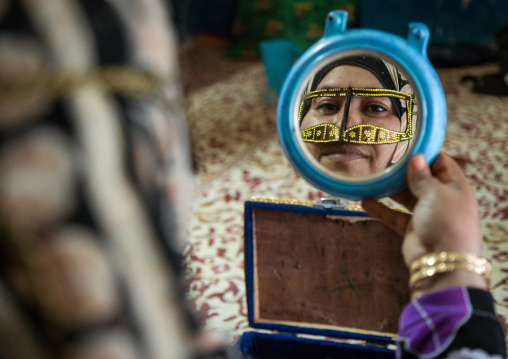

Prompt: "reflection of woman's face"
[301,65,401,177]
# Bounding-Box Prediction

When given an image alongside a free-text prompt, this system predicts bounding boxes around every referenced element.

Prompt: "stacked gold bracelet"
[409,252,491,289]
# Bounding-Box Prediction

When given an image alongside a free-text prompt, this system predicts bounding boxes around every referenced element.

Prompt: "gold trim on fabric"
[0,67,162,100]
[249,196,315,207]
[248,196,365,212]
[249,197,412,215]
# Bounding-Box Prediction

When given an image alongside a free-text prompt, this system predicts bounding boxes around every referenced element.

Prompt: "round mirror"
[277,11,446,200]
[298,53,418,179]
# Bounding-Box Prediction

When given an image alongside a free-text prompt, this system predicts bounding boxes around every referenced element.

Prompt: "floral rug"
[183,57,508,341]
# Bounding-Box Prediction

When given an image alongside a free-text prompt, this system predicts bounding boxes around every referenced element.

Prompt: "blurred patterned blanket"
[183,60,508,340]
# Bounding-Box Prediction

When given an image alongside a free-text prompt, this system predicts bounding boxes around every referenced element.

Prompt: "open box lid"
[244,199,410,346]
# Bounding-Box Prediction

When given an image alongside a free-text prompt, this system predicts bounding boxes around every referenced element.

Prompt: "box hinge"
[313,196,348,210]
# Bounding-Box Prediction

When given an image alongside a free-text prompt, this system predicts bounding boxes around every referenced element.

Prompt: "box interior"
[250,207,409,338]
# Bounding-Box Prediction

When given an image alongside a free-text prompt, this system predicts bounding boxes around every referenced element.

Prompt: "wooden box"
[235,199,410,359]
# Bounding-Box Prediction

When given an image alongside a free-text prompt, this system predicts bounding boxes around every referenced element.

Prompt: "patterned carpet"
[181,44,508,342]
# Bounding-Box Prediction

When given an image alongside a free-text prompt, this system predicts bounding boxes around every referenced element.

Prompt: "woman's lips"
[324,153,365,162]
[320,144,369,162]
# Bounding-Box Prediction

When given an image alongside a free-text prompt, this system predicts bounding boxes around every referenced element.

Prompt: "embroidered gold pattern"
[299,87,414,145]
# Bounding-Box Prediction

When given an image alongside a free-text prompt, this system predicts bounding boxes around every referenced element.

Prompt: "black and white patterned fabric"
[0,1,203,358]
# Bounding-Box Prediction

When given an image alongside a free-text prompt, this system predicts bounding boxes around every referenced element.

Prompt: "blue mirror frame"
[277,11,446,200]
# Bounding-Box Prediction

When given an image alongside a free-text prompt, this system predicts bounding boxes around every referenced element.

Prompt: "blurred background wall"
[168,0,508,67]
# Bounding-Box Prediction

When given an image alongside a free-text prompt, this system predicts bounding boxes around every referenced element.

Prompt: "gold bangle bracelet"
[410,251,488,273]
[409,258,491,288]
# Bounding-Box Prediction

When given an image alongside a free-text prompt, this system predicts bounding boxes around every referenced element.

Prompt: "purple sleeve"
[397,287,506,359]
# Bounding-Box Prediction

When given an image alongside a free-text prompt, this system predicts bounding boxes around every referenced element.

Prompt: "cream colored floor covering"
[183,57,508,340]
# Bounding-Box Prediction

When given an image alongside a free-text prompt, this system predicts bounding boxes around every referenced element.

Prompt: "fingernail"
[412,154,426,171]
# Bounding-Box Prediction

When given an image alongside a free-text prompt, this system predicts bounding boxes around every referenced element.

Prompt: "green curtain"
[226,0,358,58]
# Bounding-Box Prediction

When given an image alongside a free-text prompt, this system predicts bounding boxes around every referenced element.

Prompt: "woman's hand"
[362,152,488,294]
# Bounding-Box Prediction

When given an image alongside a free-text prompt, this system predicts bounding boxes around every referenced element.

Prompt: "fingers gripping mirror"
[277,11,446,200]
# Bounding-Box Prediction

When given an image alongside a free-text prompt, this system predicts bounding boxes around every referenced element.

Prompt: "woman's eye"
[371,105,384,112]
[366,104,387,114]
[316,103,339,112]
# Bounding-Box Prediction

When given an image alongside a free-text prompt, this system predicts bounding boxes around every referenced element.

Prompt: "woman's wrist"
[411,270,489,299]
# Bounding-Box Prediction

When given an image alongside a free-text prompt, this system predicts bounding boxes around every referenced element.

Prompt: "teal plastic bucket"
[259,39,301,95]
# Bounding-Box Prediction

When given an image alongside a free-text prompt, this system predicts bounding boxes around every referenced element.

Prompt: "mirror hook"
[407,23,430,56]
[324,10,348,38]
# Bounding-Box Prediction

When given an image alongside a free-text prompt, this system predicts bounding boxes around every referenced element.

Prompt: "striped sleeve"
[397,287,506,359]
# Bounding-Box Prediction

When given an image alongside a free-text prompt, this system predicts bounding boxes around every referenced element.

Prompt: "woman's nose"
[341,101,363,127]
[330,110,344,127]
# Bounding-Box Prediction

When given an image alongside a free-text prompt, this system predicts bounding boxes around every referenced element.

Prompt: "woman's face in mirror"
[299,57,414,178]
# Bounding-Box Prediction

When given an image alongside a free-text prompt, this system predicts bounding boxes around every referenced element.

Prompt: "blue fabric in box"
[236,200,410,358]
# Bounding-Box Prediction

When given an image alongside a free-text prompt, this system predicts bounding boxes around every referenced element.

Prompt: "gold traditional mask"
[299,87,413,145]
